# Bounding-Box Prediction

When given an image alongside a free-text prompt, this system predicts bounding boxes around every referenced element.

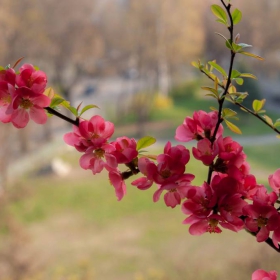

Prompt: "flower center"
[161,169,171,178]
[20,98,33,109]
[95,148,105,158]
[257,216,268,228]
[207,218,221,234]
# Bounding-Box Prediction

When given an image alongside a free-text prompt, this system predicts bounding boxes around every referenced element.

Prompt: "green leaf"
[263,115,274,126]
[235,78,244,85]
[231,42,243,52]
[205,93,219,99]
[208,61,228,77]
[274,119,280,128]
[44,87,55,98]
[252,99,266,113]
[225,39,233,50]
[136,136,156,151]
[223,108,237,118]
[216,19,228,26]
[210,106,218,112]
[80,104,99,116]
[67,106,78,116]
[232,9,242,25]
[211,5,228,24]
[201,86,219,98]
[224,119,242,134]
[50,97,65,108]
[238,51,264,61]
[231,69,241,79]
[239,73,257,79]
[191,61,200,68]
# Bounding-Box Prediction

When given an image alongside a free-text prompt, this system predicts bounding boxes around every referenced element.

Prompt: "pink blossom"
[0,81,14,123]
[192,138,218,165]
[10,87,50,128]
[183,214,224,235]
[272,217,280,248]
[218,193,247,231]
[181,183,216,218]
[252,269,278,280]
[64,115,114,152]
[175,116,198,142]
[243,201,279,242]
[111,136,138,164]
[153,173,195,208]
[268,169,280,194]
[79,144,117,174]
[253,187,278,206]
[16,64,47,94]
[217,136,243,160]
[109,170,127,201]
[175,110,223,143]
[131,157,156,190]
[0,68,16,85]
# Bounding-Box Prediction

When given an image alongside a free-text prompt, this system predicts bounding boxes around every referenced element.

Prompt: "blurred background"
[0,0,280,279]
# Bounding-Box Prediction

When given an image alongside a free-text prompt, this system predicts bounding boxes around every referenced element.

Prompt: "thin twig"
[44,107,79,127]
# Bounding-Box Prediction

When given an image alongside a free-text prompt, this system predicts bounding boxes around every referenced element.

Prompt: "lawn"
[1,140,279,279]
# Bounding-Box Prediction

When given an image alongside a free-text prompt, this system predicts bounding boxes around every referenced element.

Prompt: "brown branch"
[44,107,80,127]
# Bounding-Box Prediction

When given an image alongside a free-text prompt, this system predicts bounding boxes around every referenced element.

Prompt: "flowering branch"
[199,68,280,135]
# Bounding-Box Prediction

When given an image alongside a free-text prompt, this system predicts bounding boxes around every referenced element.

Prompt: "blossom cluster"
[0,64,50,128]
[64,115,139,200]
[174,111,280,247]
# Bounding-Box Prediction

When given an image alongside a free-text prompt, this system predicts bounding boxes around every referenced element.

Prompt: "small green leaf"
[205,93,219,99]
[191,61,199,68]
[201,86,219,98]
[235,78,244,85]
[252,99,266,113]
[208,61,228,77]
[50,97,65,108]
[210,106,218,112]
[211,5,228,24]
[238,51,264,61]
[136,136,156,151]
[263,115,273,126]
[80,104,99,116]
[231,42,243,52]
[216,19,228,26]
[44,87,55,98]
[224,119,242,134]
[274,119,280,128]
[232,9,242,25]
[240,73,257,79]
[223,108,237,118]
[225,39,233,50]
[67,106,78,116]
[231,69,241,79]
